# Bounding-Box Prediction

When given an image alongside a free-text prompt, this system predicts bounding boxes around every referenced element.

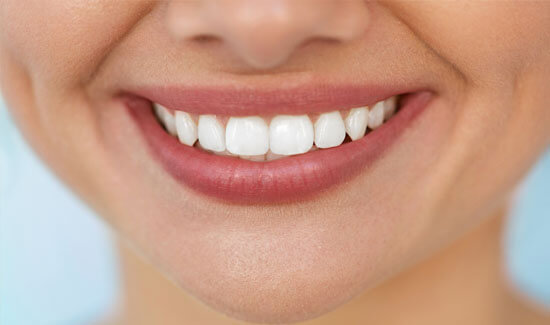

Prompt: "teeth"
[198,115,226,152]
[154,103,177,136]
[383,96,397,120]
[154,103,164,120]
[226,116,269,156]
[345,107,369,141]
[314,111,346,149]
[175,111,198,146]
[269,115,314,155]
[367,101,385,130]
[153,95,399,160]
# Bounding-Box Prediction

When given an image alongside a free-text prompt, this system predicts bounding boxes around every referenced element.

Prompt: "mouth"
[125,85,433,204]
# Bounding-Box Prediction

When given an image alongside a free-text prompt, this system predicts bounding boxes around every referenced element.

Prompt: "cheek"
[0,0,154,196]
[0,1,151,86]
[383,2,550,228]
[431,68,550,246]
[389,2,550,84]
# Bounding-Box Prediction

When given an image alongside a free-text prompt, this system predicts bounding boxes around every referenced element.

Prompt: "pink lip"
[128,84,422,116]
[126,90,433,204]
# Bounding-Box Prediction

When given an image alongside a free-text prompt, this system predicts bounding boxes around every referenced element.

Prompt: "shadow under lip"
[126,91,433,205]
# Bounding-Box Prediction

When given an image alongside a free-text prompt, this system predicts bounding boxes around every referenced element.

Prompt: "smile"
[126,86,433,203]
[153,95,398,161]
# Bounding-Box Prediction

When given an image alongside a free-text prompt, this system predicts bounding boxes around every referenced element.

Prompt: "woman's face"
[1,1,550,323]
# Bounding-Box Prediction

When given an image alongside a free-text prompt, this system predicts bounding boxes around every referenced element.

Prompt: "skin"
[1,1,550,324]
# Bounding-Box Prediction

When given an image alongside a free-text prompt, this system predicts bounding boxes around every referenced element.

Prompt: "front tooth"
[198,115,226,152]
[175,111,197,146]
[226,116,269,156]
[345,107,369,141]
[314,111,346,149]
[155,103,177,136]
[368,101,385,129]
[269,115,314,155]
[383,96,397,120]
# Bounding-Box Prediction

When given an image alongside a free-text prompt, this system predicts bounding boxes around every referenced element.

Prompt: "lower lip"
[127,91,433,204]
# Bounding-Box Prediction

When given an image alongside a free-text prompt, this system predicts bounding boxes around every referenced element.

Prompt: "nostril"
[165,0,370,70]
[300,36,342,48]
[191,34,221,43]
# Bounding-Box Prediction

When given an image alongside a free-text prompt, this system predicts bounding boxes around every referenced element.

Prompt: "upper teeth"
[270,115,314,155]
[314,111,346,149]
[154,96,398,161]
[197,115,226,152]
[226,116,270,156]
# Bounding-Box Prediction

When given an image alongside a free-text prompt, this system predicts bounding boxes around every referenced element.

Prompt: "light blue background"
[0,99,548,324]
[0,102,120,324]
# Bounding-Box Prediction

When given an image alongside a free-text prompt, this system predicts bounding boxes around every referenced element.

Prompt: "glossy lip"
[128,84,418,116]
[126,89,433,204]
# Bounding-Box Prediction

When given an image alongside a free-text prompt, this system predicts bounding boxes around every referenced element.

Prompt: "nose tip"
[166,0,370,69]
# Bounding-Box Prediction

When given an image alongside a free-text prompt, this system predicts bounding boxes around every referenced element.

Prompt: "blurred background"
[1,98,549,325]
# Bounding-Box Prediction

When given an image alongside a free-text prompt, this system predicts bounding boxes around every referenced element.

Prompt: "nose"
[165,0,370,69]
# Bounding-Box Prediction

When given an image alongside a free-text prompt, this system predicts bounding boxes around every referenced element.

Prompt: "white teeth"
[175,111,197,146]
[154,103,164,120]
[383,96,397,120]
[345,107,369,141]
[367,101,385,129]
[198,115,226,152]
[269,115,314,155]
[314,111,346,149]
[226,116,269,156]
[155,103,177,136]
[154,95,399,159]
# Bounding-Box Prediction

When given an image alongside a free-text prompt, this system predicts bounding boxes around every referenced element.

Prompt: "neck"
[109,211,546,325]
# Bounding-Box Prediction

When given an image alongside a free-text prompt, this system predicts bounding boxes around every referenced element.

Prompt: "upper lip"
[125,82,423,116]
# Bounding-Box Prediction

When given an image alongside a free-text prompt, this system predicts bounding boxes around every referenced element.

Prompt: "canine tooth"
[384,96,397,120]
[345,107,369,141]
[154,103,164,120]
[154,103,177,136]
[175,111,198,146]
[314,111,346,149]
[368,101,385,129]
[269,115,314,155]
[198,115,226,152]
[226,116,269,156]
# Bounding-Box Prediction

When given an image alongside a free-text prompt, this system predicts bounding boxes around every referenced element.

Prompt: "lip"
[125,88,433,204]
[128,84,422,116]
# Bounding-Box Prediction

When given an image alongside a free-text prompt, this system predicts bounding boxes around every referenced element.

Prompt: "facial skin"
[1,1,550,323]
